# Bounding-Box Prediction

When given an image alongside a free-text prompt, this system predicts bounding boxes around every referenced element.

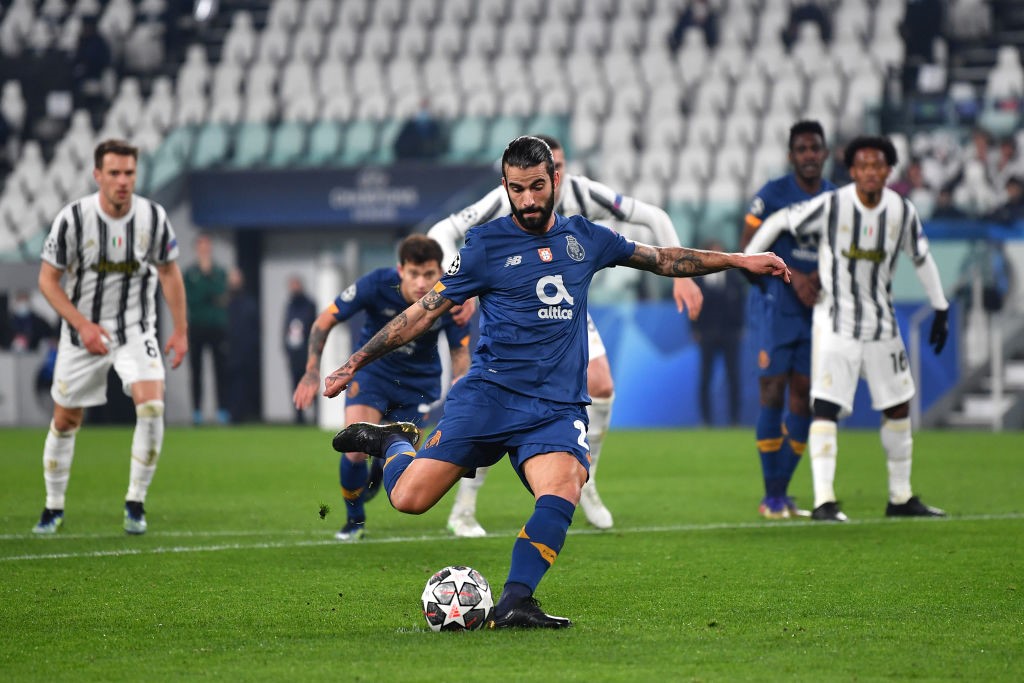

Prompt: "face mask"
[12,302,30,317]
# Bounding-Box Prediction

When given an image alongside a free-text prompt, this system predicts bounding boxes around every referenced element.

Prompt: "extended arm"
[38,262,111,355]
[915,252,951,354]
[626,243,791,281]
[323,290,456,398]
[625,199,704,319]
[156,262,189,369]
[292,308,341,409]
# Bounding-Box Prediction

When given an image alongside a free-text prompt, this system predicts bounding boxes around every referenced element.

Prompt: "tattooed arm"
[625,243,791,282]
[323,290,456,399]
[292,309,341,410]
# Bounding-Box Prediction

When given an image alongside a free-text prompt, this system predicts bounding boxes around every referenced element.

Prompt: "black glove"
[929,308,949,355]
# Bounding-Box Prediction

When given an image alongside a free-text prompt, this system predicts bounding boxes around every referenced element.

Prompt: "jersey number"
[573,419,589,451]
[889,351,908,374]
[144,339,159,359]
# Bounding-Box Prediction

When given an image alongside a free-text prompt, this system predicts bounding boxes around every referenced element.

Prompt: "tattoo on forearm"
[307,326,328,367]
[420,290,446,311]
[631,245,726,277]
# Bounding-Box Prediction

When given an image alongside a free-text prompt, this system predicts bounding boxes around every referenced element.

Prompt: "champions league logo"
[341,284,357,302]
[565,235,585,262]
[446,254,461,276]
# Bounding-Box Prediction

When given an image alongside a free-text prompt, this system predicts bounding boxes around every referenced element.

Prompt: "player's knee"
[813,399,841,421]
[344,451,369,464]
[136,400,164,419]
[759,376,786,408]
[388,487,432,515]
[52,408,83,433]
[883,402,909,420]
[587,373,614,399]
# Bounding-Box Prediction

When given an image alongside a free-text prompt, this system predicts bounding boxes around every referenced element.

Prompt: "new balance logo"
[505,255,522,267]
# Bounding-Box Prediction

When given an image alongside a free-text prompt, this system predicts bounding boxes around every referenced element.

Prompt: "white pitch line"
[2,512,1022,563]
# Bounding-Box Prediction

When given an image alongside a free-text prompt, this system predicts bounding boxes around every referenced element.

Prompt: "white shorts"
[810,320,915,418]
[586,313,606,360]
[51,330,166,408]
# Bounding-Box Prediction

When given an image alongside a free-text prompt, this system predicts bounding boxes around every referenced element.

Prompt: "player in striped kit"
[745,136,949,521]
[32,139,188,535]
[428,134,704,536]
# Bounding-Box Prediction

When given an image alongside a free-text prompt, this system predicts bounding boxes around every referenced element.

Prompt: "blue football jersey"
[331,267,468,383]
[436,214,635,404]
[745,173,837,317]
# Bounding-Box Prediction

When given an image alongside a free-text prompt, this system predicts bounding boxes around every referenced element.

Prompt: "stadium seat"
[483,115,526,162]
[339,119,380,165]
[208,92,242,125]
[534,17,571,57]
[231,122,272,168]
[267,0,301,32]
[395,23,430,62]
[307,0,341,28]
[408,0,441,26]
[523,113,569,143]
[267,121,307,167]
[715,144,751,186]
[305,120,344,166]
[325,23,361,63]
[221,11,257,66]
[985,46,1024,101]
[291,24,324,64]
[363,24,394,63]
[733,74,769,116]
[569,111,601,158]
[685,113,723,149]
[676,144,713,186]
[446,117,490,163]
[372,118,404,165]
[191,123,232,169]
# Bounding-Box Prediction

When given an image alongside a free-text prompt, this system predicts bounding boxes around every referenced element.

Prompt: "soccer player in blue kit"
[739,121,836,520]
[325,137,790,628]
[292,235,469,541]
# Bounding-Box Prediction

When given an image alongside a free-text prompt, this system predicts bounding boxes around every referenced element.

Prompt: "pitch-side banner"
[590,301,959,429]
[189,164,496,228]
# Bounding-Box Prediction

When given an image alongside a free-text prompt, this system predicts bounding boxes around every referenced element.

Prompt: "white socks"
[809,419,838,509]
[449,466,488,519]
[126,400,165,503]
[43,421,78,510]
[881,417,913,504]
[584,394,614,491]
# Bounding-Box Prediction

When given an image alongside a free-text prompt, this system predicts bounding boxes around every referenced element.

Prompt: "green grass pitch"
[1,426,1022,682]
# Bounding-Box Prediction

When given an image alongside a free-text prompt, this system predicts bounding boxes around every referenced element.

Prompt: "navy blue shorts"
[345,368,436,425]
[417,377,590,492]
[749,295,812,378]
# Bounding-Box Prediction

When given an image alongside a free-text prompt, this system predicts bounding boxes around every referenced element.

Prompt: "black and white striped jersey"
[750,184,942,341]
[41,193,179,346]
[428,174,666,269]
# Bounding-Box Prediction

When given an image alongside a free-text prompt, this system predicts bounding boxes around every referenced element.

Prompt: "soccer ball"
[421,565,494,632]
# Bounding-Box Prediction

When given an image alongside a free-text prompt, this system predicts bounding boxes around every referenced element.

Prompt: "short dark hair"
[399,234,443,266]
[501,136,555,181]
[843,136,898,168]
[94,139,138,169]
[531,134,563,152]
[788,120,826,149]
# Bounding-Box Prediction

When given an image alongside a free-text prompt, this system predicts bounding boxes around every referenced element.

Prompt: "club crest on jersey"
[538,248,553,262]
[446,253,461,275]
[565,235,585,262]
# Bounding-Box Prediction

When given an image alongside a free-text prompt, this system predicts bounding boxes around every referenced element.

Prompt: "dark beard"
[510,193,555,233]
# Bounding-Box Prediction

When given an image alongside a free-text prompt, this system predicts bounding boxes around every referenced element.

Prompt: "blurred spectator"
[891,157,936,218]
[184,233,229,425]
[225,268,260,423]
[964,127,995,167]
[283,275,317,424]
[986,176,1024,225]
[781,1,831,50]
[692,240,746,426]
[830,141,852,186]
[72,15,111,121]
[931,187,969,220]
[394,99,447,161]
[669,1,719,51]
[988,136,1024,193]
[6,290,55,351]
[900,0,944,95]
